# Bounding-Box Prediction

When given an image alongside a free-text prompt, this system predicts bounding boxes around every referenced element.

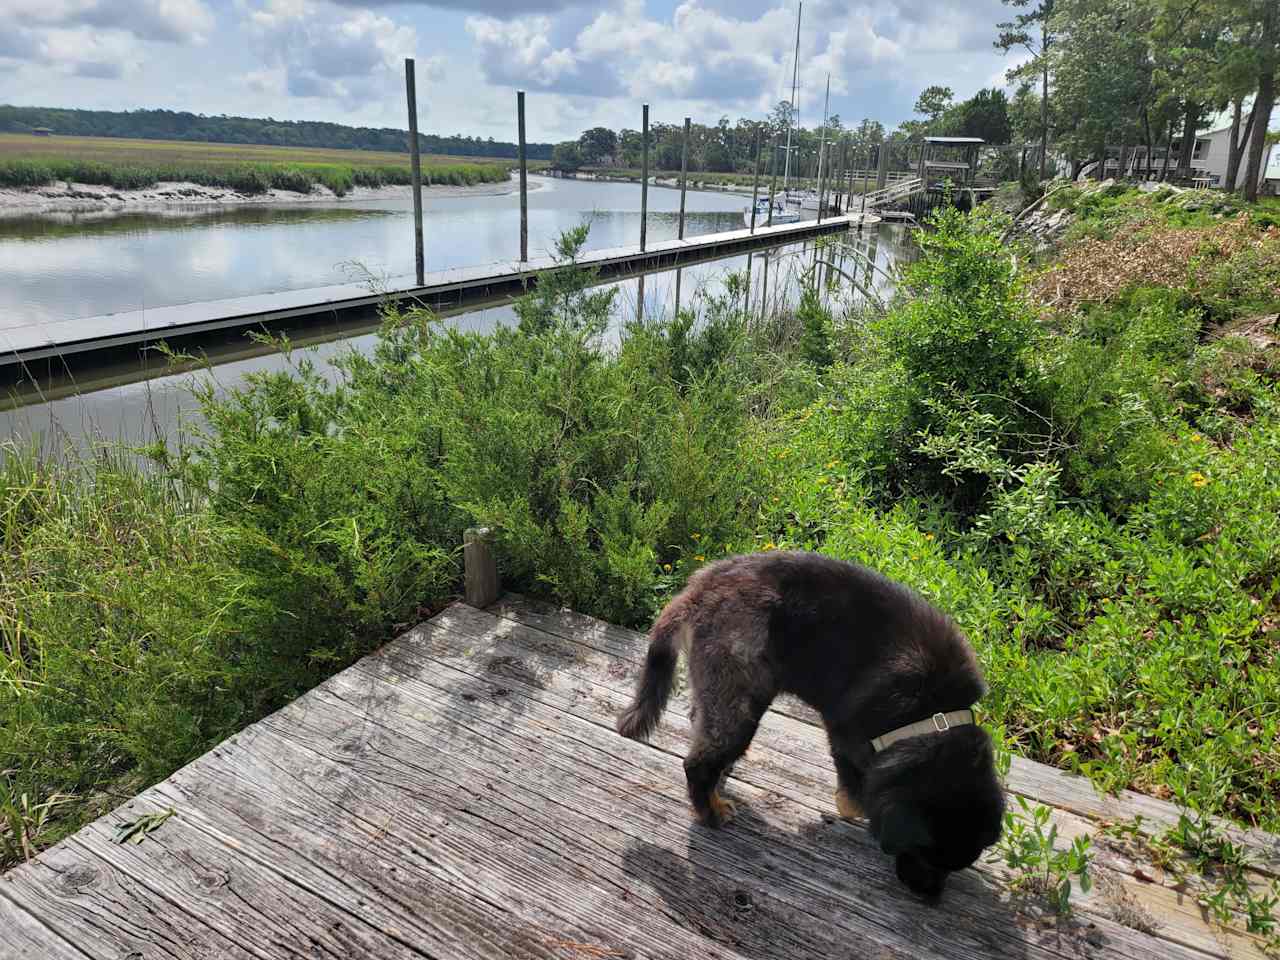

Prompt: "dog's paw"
[835,787,864,821]
[696,791,738,828]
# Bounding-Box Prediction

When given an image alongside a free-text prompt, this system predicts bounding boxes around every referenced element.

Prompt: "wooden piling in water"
[749,126,763,234]
[404,58,425,287]
[517,90,528,263]
[766,133,779,227]
[640,103,650,253]
[875,140,890,191]
[674,116,690,316]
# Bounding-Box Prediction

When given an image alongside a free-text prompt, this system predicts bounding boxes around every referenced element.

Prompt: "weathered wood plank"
[423,603,1271,959]
[3,596,1273,960]
[489,594,1280,878]
[317,640,1170,960]
[427,603,1273,958]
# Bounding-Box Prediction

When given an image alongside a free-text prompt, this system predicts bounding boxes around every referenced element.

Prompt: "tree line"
[995,0,1278,200]
[548,87,1014,179]
[0,106,555,161]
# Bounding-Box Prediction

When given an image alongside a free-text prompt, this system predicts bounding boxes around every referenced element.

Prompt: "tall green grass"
[0,157,511,195]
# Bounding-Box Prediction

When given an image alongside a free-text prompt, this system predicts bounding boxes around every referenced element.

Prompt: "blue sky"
[0,0,1021,142]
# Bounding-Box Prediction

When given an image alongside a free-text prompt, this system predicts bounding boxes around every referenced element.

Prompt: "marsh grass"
[0,133,513,195]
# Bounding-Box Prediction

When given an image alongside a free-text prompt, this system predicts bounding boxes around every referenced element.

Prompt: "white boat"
[743,197,801,226]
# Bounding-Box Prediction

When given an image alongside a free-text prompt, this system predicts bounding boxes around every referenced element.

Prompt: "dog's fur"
[617,550,1005,898]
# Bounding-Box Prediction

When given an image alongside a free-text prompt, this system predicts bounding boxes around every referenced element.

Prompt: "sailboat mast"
[783,1,802,192]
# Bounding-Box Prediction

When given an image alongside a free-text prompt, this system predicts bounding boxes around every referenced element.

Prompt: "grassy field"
[0,133,519,195]
[3,192,1280,936]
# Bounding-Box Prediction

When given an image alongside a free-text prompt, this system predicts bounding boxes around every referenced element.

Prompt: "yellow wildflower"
[662,563,672,572]
[691,532,701,541]
[694,555,705,562]
[1187,471,1209,488]
[825,460,838,469]
[1190,433,1202,442]
[763,542,777,551]
[924,533,935,541]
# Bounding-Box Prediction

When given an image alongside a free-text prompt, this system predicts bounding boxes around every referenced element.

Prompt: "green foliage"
[989,796,1093,914]
[6,202,1280,883]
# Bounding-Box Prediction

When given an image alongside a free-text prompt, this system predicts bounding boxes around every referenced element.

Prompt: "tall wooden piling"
[517,90,528,263]
[766,134,779,227]
[816,143,828,223]
[404,58,425,287]
[640,103,650,253]
[875,139,890,190]
[749,125,763,234]
[674,116,690,316]
[861,147,872,216]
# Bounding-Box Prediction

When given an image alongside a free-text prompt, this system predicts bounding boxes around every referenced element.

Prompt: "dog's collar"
[870,709,975,753]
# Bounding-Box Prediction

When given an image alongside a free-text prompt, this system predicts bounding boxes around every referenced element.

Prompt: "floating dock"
[0,213,878,369]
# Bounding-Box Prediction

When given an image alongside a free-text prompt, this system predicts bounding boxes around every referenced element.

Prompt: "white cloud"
[1,0,214,44]
[0,0,212,78]
[241,1,418,107]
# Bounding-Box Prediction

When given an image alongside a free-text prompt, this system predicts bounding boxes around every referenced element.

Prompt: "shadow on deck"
[2,595,1276,959]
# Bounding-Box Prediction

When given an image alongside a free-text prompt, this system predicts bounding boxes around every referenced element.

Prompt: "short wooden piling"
[463,527,500,608]
[404,58,425,287]
[640,103,650,253]
[517,90,528,263]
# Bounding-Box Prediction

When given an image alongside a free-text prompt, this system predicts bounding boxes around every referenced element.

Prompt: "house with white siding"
[1188,117,1280,193]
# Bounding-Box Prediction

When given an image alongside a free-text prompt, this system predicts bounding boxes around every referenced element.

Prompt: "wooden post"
[759,250,769,323]
[517,90,528,263]
[404,58,425,287]
[837,141,849,214]
[861,147,873,216]
[749,125,763,234]
[917,140,927,183]
[674,116,690,316]
[463,527,499,608]
[875,139,890,190]
[640,103,649,253]
[766,134,779,227]
[678,117,690,240]
[1019,145,1027,181]
[816,143,827,223]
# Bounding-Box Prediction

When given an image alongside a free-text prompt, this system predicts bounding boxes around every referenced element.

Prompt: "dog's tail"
[617,617,686,741]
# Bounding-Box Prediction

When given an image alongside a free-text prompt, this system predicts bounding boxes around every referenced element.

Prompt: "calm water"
[0,176,912,448]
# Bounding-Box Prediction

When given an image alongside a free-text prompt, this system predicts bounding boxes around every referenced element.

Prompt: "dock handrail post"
[749,125,762,234]
[640,103,650,253]
[464,527,500,608]
[405,58,425,287]
[766,133,779,228]
[517,90,528,263]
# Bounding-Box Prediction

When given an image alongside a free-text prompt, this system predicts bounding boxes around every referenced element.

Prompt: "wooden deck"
[3,595,1276,959]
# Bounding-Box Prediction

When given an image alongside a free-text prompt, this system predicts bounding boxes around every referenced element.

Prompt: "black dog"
[617,550,1004,898]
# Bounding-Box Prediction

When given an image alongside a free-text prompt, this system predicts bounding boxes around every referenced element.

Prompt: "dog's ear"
[874,802,932,856]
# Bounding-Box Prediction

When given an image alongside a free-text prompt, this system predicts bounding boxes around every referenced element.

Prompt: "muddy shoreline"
[0,174,539,218]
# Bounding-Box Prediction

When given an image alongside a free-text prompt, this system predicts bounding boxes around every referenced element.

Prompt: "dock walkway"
[0,212,874,369]
[3,595,1276,959]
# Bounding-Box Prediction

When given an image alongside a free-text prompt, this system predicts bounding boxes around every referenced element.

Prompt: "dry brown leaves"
[1029,214,1280,311]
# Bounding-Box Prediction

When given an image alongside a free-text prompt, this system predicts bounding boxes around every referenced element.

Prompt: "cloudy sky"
[0,0,1020,142]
